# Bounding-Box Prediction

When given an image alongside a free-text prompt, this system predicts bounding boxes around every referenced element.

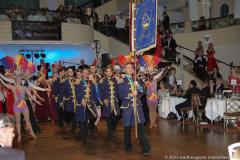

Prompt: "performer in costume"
[75,67,98,143]
[48,72,58,124]
[54,68,66,130]
[62,67,77,133]
[35,70,50,121]
[145,68,167,128]
[0,74,41,141]
[99,66,120,141]
[117,63,151,156]
[89,65,102,133]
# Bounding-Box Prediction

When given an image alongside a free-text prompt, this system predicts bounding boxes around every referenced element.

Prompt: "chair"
[180,93,202,124]
[223,98,240,129]
[228,142,240,160]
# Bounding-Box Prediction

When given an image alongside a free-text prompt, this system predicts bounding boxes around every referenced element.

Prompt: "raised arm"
[31,89,45,101]
[25,86,42,105]
[28,81,50,92]
[0,77,14,91]
[0,73,15,84]
[153,69,165,81]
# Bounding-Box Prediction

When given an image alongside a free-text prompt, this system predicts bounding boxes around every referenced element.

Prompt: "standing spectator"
[154,25,163,58]
[110,15,117,27]
[198,16,207,31]
[91,8,99,30]
[44,8,53,21]
[0,114,25,160]
[115,12,125,39]
[167,33,177,62]
[101,14,110,35]
[109,15,117,36]
[78,59,89,70]
[16,11,23,21]
[196,41,204,53]
[207,43,218,73]
[162,7,170,31]
[56,5,65,22]
[124,18,130,43]
[103,14,110,26]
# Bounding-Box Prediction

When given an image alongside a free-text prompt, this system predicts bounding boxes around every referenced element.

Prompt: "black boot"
[124,126,132,153]
[137,123,151,156]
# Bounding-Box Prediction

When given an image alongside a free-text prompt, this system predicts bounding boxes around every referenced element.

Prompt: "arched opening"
[220,4,229,17]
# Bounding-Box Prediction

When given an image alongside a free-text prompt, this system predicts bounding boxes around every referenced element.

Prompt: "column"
[234,0,240,19]
[189,0,199,21]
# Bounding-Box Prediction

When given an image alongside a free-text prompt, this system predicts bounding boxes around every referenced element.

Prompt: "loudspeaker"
[101,53,110,67]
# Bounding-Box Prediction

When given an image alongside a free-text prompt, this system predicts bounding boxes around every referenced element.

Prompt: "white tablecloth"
[205,98,226,121]
[159,96,186,118]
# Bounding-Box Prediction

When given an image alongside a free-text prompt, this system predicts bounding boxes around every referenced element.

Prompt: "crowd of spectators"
[193,41,223,81]
[0,5,99,28]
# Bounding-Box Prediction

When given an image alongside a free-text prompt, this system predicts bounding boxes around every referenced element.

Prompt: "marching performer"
[62,67,77,133]
[99,66,120,141]
[117,63,151,156]
[75,67,98,143]
[89,65,102,133]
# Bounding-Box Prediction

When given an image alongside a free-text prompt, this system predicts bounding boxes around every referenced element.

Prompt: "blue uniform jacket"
[117,76,145,127]
[99,77,120,117]
[75,79,98,122]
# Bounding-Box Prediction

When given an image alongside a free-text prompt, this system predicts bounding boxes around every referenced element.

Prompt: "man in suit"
[0,113,25,160]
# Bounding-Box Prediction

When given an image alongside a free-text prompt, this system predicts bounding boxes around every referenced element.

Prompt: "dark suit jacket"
[183,87,201,103]
[0,147,25,160]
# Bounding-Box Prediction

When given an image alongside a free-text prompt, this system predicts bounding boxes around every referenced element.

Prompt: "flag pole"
[131,0,138,139]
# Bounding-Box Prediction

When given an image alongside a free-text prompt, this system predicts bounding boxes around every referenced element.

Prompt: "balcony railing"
[191,14,236,32]
[11,21,62,40]
[169,22,185,34]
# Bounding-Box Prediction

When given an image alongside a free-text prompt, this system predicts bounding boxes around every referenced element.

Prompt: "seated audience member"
[158,81,169,102]
[201,78,216,98]
[0,114,25,160]
[216,77,224,93]
[175,80,201,120]
[228,67,240,94]
[193,49,208,80]
[209,68,222,80]
[170,81,177,96]
[167,67,176,91]
[201,79,216,120]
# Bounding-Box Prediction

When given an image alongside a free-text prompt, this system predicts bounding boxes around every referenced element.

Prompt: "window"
[220,4,229,17]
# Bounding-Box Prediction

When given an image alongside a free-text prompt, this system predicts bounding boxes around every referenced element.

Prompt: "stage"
[14,119,239,160]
